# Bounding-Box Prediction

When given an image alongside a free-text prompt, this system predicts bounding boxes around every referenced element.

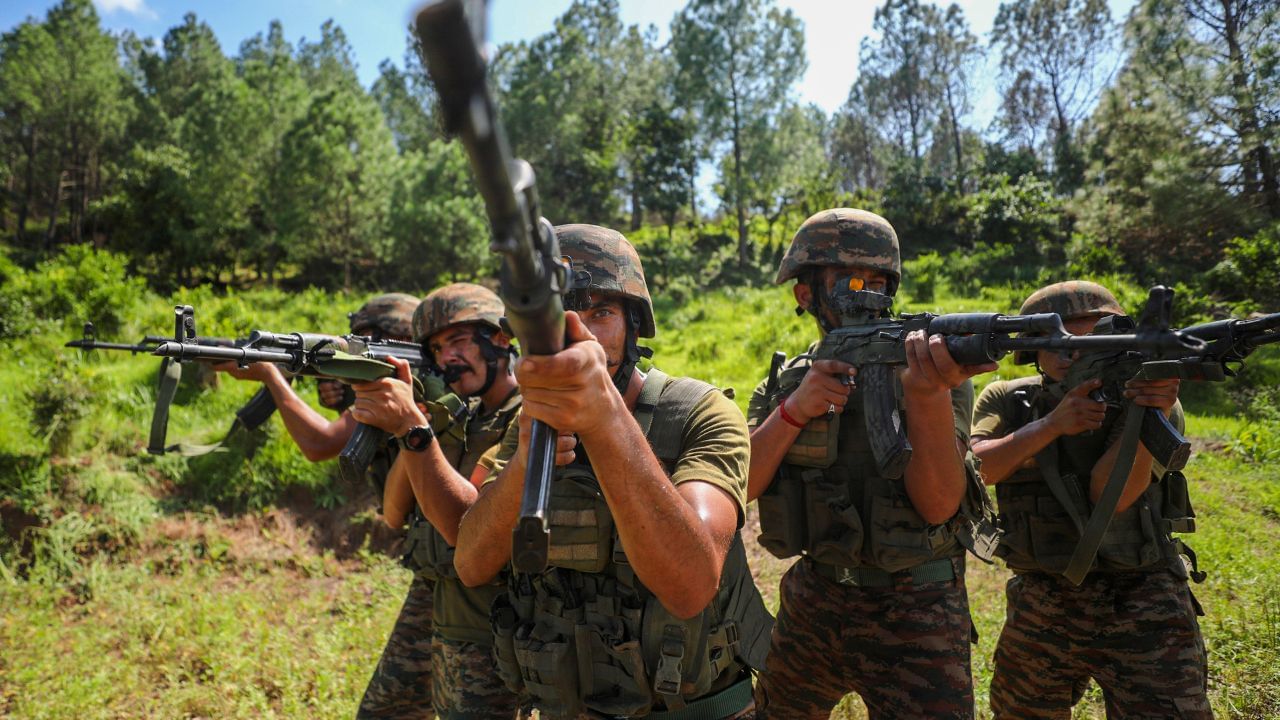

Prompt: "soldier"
[747,208,999,719]
[971,280,1210,719]
[453,225,773,720]
[212,292,420,465]
[350,283,524,719]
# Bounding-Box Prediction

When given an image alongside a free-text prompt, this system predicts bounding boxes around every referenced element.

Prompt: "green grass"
[2,256,1279,718]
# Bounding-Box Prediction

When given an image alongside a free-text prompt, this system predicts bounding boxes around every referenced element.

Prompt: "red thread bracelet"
[778,397,806,428]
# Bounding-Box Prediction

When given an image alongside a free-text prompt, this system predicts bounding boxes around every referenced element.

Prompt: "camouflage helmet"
[776,208,902,295]
[348,293,418,339]
[1014,280,1126,364]
[554,224,656,338]
[413,282,504,344]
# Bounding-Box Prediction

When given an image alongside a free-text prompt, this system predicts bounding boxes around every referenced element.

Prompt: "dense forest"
[0,0,1277,309]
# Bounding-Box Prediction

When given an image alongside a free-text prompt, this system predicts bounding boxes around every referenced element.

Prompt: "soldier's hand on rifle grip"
[785,359,856,424]
[1123,378,1180,415]
[317,379,348,409]
[350,357,428,437]
[212,360,278,383]
[899,331,998,395]
[515,412,579,469]
[515,312,618,438]
[1046,379,1107,436]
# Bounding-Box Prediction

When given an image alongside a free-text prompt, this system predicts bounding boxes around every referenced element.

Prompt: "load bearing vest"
[490,369,773,719]
[756,362,998,572]
[994,384,1200,578]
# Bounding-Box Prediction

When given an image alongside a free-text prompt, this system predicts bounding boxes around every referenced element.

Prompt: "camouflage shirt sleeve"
[971,379,1015,440]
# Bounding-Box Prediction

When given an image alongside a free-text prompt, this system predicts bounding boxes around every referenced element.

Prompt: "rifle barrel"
[152,341,300,366]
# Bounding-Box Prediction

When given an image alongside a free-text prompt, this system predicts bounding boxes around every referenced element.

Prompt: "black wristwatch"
[397,424,436,452]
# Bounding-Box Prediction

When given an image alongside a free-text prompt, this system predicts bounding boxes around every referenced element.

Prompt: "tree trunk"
[17,126,38,239]
[686,151,699,226]
[630,173,642,231]
[1221,0,1275,216]
[45,170,65,255]
[945,85,965,186]
[729,71,748,268]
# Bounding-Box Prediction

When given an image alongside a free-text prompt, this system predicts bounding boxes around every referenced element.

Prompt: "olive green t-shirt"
[432,392,521,646]
[745,345,976,445]
[482,372,750,522]
[971,375,1185,475]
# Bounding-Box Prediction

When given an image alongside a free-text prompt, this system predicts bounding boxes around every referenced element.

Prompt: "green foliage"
[0,245,149,338]
[672,0,806,263]
[26,360,92,457]
[1229,386,1280,464]
[901,251,944,302]
[1208,223,1280,308]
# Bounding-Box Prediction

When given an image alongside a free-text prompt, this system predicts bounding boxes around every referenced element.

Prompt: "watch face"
[403,426,434,451]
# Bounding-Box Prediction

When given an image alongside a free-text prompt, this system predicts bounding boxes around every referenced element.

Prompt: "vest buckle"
[654,624,687,699]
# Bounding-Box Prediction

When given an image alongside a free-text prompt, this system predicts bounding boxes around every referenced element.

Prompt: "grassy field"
[2,251,1278,718]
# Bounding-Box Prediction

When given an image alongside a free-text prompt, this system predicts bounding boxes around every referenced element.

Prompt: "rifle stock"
[415,0,567,574]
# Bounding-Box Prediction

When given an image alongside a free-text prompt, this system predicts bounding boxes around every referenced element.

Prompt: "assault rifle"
[1035,305,1278,585]
[772,281,1204,481]
[66,322,280,455]
[1061,309,1280,473]
[415,0,570,574]
[771,282,1205,586]
[149,305,439,484]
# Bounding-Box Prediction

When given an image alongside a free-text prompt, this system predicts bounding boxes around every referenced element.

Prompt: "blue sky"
[2,0,1137,125]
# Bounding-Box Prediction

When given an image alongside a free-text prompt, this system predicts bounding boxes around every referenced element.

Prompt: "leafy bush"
[26,360,92,457]
[0,245,150,338]
[902,252,944,302]
[1207,224,1280,309]
[1231,386,1280,464]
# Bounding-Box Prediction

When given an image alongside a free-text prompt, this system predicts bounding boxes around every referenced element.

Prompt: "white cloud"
[93,0,159,20]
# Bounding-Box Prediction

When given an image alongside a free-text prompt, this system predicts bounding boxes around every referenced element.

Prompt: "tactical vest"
[490,369,773,719]
[756,361,998,573]
[402,391,521,581]
[994,383,1200,578]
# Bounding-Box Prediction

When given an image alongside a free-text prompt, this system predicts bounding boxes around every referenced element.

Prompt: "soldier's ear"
[792,281,813,309]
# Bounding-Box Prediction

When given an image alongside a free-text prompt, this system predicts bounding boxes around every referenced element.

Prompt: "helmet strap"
[612,304,651,397]
[800,270,838,334]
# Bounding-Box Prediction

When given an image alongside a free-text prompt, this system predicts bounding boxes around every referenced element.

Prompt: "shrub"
[902,252,945,303]
[0,245,150,338]
[25,361,92,457]
[1207,223,1280,309]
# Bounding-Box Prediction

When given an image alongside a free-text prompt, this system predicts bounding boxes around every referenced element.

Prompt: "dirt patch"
[275,484,404,559]
[0,501,40,553]
[147,495,404,574]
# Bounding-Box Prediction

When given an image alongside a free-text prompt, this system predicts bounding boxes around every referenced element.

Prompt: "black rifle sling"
[148,357,183,455]
[1062,403,1145,585]
[147,364,282,457]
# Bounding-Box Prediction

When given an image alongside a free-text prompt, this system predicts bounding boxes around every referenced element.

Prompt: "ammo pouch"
[401,509,458,581]
[495,538,770,719]
[493,369,772,719]
[995,464,1199,576]
[757,364,991,572]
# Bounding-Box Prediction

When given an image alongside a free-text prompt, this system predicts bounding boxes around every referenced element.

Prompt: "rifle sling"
[146,366,285,457]
[148,357,183,455]
[1062,403,1145,585]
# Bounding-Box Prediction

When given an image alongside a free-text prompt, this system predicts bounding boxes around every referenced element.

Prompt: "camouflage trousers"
[990,570,1210,719]
[432,638,522,719]
[358,574,436,719]
[754,557,974,719]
